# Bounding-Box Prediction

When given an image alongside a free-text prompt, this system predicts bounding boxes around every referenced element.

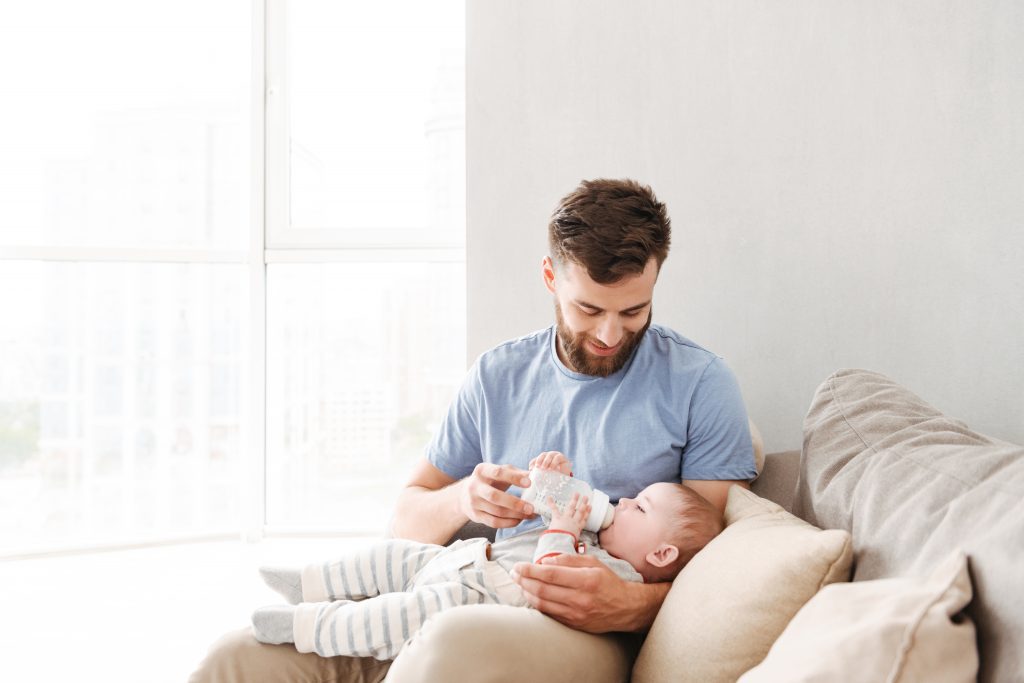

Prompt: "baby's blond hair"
[644,484,724,583]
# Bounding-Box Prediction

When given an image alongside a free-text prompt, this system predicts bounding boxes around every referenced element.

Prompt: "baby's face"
[597,482,678,570]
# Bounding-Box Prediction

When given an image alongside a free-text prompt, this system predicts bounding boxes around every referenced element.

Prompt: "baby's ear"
[646,543,680,568]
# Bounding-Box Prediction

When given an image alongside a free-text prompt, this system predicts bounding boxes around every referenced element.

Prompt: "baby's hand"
[529,450,573,475]
[546,492,590,537]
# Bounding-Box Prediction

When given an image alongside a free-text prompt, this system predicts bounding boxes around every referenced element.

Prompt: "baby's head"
[597,482,724,583]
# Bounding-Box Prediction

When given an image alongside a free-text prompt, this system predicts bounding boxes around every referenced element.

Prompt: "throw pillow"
[795,368,1024,683]
[738,549,977,683]
[631,486,852,683]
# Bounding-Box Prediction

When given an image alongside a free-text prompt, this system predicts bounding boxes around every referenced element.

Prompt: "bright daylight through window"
[0,0,466,555]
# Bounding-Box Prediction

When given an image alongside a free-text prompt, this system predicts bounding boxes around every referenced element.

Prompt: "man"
[190,178,756,682]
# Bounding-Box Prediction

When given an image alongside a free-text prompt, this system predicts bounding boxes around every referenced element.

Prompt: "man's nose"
[595,317,623,348]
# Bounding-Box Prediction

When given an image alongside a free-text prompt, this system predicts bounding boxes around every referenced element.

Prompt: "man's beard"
[554,304,651,377]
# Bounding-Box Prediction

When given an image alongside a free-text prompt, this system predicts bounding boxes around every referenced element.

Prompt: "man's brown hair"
[548,178,671,284]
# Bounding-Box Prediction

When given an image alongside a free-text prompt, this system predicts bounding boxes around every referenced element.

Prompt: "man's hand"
[510,554,670,633]
[528,450,573,475]
[458,462,534,529]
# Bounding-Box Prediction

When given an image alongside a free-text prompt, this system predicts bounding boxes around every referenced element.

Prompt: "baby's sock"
[259,566,303,604]
[251,604,297,645]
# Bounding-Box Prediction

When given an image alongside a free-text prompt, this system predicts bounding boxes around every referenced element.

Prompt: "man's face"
[545,257,657,377]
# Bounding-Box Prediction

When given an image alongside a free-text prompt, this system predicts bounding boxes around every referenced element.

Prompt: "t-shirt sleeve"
[680,357,758,481]
[425,360,484,480]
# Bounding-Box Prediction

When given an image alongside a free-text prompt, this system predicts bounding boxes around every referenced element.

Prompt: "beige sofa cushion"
[795,369,1024,683]
[738,549,977,683]
[632,486,852,683]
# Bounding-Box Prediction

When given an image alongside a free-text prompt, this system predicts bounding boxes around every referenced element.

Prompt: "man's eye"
[623,310,642,318]
[580,308,600,316]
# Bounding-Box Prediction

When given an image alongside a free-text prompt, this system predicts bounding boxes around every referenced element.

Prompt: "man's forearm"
[620,580,673,632]
[390,481,468,545]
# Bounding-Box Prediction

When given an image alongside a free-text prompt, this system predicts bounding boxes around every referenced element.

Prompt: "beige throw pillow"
[738,550,977,683]
[631,486,852,683]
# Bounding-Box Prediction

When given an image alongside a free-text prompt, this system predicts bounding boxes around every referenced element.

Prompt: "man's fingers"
[512,567,584,607]
[458,464,538,530]
[512,558,581,586]
[463,470,534,526]
[473,512,527,529]
[476,483,533,516]
[471,490,532,521]
[477,462,530,488]
[517,555,604,584]
[538,552,601,568]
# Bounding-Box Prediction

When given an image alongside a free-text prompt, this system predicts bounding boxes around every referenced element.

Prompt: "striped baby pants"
[292,537,525,660]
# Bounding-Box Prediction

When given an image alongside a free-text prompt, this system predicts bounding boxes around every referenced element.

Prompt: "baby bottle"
[522,469,614,533]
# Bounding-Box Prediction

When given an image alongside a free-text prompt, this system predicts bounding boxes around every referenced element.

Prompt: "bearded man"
[191,178,756,683]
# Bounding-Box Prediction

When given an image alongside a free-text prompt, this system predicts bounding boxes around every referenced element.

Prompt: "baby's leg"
[301,539,445,603]
[293,581,487,660]
[258,567,303,604]
[251,604,299,644]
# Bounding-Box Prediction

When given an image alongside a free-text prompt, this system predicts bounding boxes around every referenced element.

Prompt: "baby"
[250,451,723,660]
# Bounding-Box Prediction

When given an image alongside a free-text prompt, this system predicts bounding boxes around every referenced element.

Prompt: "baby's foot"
[259,566,303,604]
[251,604,297,645]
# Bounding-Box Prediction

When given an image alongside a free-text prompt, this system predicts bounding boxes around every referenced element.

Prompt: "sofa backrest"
[750,449,800,512]
[793,368,1024,683]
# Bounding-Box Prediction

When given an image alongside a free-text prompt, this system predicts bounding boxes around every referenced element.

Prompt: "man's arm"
[390,457,535,545]
[512,555,671,632]
[390,458,464,545]
[682,478,748,515]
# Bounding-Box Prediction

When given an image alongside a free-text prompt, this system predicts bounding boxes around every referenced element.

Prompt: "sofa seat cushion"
[632,485,852,683]
[795,368,1024,683]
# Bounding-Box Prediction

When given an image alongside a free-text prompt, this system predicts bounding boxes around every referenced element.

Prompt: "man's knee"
[189,626,391,683]
[385,605,636,683]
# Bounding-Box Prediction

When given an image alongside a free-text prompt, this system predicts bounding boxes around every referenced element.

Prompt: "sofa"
[633,368,1022,683]
[385,368,1022,682]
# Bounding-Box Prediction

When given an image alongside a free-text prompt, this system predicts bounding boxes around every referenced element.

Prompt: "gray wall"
[466,0,1024,452]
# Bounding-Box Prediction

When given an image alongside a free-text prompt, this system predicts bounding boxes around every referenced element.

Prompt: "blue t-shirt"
[426,323,757,540]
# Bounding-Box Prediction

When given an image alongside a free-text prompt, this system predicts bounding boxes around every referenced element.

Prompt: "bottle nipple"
[601,505,614,529]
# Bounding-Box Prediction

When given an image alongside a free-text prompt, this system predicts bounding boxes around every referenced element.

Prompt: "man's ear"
[646,543,680,568]
[542,256,557,294]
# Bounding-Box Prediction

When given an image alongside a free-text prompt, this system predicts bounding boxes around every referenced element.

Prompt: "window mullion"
[264,0,290,251]
[243,0,270,543]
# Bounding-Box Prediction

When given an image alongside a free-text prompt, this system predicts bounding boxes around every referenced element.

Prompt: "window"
[0,2,250,251]
[0,263,247,552]
[0,0,465,555]
[277,0,464,246]
[265,261,464,531]
[263,0,466,532]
